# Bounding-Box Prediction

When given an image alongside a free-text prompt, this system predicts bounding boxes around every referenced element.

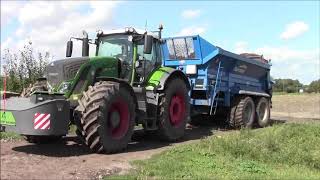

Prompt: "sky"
[1,0,319,84]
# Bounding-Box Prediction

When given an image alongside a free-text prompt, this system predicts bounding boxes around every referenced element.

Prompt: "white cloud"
[255,46,319,84]
[233,42,320,84]
[280,21,309,40]
[234,41,248,54]
[255,46,319,63]
[2,1,120,60]
[0,1,24,27]
[15,27,25,37]
[1,37,13,52]
[181,9,201,19]
[176,26,206,36]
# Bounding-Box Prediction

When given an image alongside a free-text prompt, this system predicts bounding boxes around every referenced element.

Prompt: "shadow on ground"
[12,116,291,157]
[12,115,227,157]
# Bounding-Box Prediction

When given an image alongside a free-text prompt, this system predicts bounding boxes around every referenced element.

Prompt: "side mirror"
[66,40,73,57]
[143,34,153,54]
[82,30,89,57]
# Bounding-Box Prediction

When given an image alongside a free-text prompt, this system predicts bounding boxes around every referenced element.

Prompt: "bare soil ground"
[272,93,320,120]
[1,94,319,180]
[1,124,224,180]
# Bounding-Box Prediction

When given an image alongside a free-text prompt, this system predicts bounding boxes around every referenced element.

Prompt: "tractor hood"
[46,57,89,89]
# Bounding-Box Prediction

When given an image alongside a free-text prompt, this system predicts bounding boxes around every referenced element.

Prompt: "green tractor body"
[1,27,191,153]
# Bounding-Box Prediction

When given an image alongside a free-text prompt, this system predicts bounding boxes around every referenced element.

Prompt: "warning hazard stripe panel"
[34,113,50,130]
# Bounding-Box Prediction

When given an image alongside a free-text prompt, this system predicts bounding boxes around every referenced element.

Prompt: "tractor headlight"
[186,65,197,75]
[125,27,135,33]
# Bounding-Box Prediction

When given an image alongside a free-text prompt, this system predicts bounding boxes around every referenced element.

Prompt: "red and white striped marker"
[34,113,51,130]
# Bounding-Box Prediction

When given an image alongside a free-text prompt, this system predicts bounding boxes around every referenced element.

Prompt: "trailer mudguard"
[146,66,190,91]
[0,94,70,136]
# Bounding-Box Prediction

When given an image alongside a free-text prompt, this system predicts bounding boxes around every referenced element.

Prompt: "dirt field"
[0,125,222,180]
[1,94,319,179]
[272,93,320,120]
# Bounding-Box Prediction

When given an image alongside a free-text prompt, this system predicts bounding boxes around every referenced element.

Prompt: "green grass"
[108,123,320,179]
[0,131,22,141]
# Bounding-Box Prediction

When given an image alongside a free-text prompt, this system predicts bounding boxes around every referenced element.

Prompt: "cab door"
[134,39,161,84]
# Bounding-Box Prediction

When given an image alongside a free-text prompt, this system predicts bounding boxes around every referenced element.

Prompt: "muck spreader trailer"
[0,25,272,153]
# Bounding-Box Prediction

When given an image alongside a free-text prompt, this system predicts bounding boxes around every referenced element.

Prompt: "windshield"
[97,35,132,63]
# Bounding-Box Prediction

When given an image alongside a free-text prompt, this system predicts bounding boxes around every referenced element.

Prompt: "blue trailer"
[161,35,272,128]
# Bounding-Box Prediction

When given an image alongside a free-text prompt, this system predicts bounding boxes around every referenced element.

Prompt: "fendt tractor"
[0,25,272,153]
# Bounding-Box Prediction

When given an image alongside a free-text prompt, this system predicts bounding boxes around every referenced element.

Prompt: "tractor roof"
[99,27,159,39]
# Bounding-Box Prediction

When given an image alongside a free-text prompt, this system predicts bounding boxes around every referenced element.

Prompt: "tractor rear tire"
[228,96,255,129]
[21,80,48,97]
[157,78,190,141]
[75,81,136,153]
[24,135,62,144]
[255,97,271,127]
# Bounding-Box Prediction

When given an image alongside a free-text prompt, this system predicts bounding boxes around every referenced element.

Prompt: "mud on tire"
[75,81,136,153]
[228,96,255,129]
[157,78,190,141]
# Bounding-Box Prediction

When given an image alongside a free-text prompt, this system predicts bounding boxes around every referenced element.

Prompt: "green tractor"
[2,26,190,153]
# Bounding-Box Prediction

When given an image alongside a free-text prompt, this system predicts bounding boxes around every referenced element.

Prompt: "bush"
[1,41,50,93]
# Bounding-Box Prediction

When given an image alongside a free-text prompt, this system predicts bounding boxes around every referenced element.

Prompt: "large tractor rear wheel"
[75,81,136,153]
[157,78,190,141]
[255,97,271,127]
[228,96,255,129]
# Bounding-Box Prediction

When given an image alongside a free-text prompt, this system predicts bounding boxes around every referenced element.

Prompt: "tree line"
[1,41,49,93]
[272,78,320,93]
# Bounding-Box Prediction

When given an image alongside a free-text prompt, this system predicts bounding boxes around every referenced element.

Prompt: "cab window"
[137,42,157,63]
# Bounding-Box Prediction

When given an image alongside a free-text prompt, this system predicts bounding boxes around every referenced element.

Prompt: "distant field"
[271,93,320,119]
[109,123,320,179]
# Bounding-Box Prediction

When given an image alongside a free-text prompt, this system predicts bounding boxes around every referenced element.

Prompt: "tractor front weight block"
[0,93,70,136]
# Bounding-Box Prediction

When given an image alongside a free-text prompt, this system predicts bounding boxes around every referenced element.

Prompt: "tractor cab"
[94,28,163,85]
[65,26,163,88]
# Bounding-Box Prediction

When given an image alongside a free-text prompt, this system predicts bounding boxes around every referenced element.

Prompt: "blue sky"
[1,1,319,84]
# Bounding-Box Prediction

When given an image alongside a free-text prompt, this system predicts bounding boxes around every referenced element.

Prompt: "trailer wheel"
[157,78,190,141]
[228,96,255,129]
[76,81,135,153]
[255,97,271,127]
[24,135,62,144]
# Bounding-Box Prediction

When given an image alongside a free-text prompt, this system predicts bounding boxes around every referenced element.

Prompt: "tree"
[306,79,320,93]
[1,41,50,93]
[272,78,303,93]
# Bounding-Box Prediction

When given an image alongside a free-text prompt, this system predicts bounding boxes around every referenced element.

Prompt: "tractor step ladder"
[209,61,223,115]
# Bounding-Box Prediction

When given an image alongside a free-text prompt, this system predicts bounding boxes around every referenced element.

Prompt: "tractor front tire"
[255,97,271,127]
[228,96,255,129]
[157,78,190,141]
[76,81,136,153]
